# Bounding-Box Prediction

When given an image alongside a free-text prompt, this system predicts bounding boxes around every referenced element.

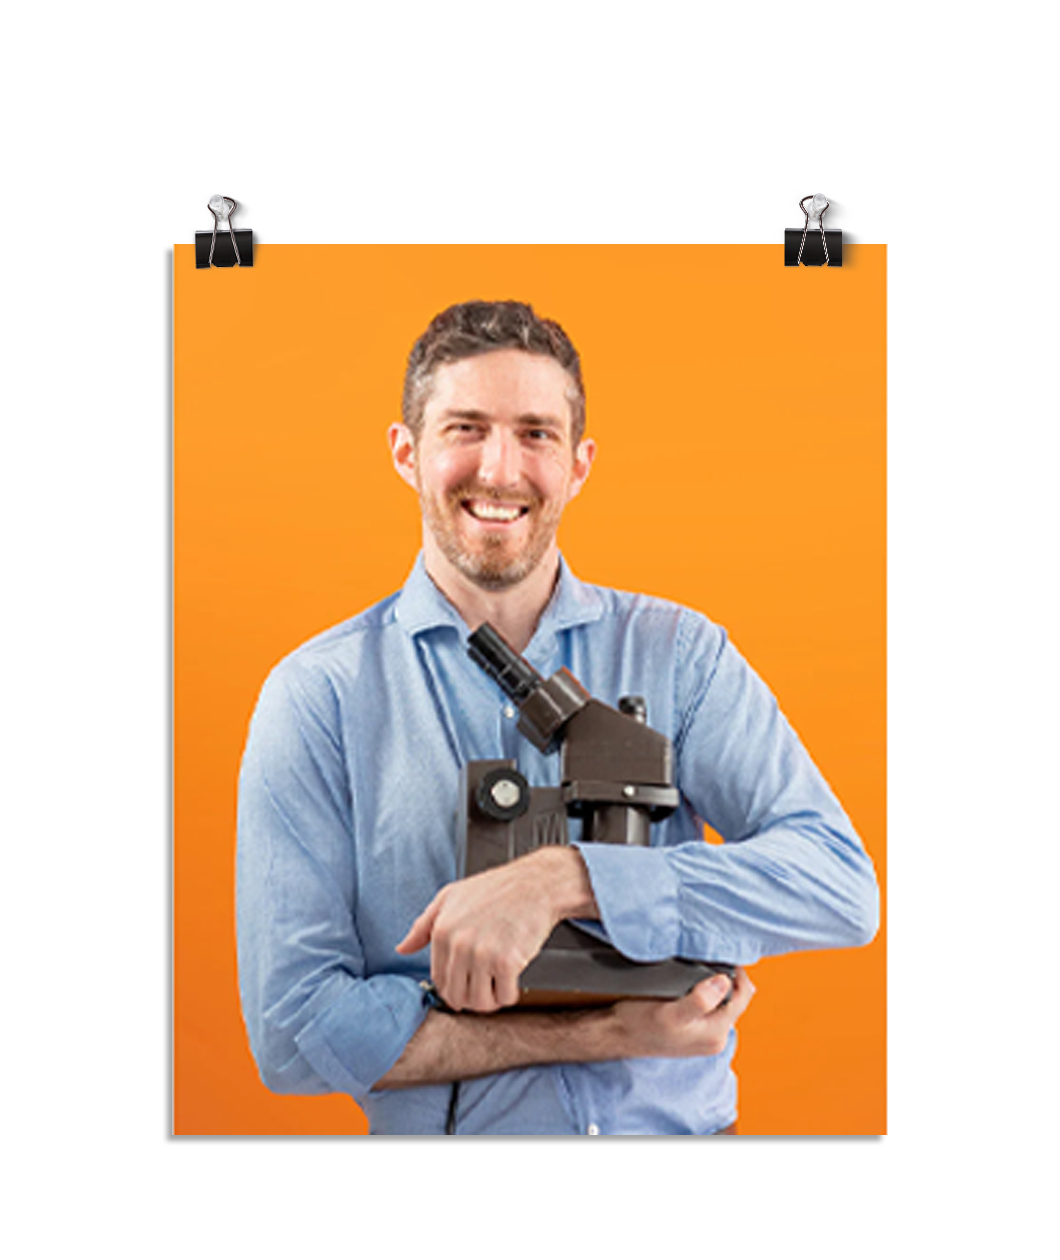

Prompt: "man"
[237,300,879,1136]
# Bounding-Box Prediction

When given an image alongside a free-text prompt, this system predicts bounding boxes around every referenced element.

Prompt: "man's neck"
[422,543,560,655]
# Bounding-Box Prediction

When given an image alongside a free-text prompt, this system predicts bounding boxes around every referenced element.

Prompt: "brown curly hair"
[402,300,586,445]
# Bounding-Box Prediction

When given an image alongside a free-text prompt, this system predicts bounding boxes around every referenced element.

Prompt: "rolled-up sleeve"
[236,663,428,1101]
[575,615,879,967]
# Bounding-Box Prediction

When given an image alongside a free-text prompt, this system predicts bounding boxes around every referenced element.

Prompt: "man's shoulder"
[586,580,696,617]
[264,589,404,688]
[573,576,723,647]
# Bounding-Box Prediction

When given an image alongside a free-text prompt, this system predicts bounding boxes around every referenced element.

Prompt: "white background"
[3,2,1056,1256]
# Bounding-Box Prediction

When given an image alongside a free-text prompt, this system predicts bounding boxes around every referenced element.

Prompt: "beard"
[420,481,564,592]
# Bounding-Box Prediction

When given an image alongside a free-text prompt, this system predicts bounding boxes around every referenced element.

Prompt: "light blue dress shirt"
[236,555,878,1135]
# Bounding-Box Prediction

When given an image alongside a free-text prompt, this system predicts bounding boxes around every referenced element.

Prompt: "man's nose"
[477,428,521,487]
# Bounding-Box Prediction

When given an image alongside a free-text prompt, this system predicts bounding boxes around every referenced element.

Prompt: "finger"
[439,962,470,1013]
[434,926,472,1011]
[721,967,756,1021]
[395,898,441,955]
[681,972,736,1020]
[494,960,523,1010]
[467,960,498,1014]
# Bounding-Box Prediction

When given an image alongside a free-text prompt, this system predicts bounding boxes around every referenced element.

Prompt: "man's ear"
[388,423,418,490]
[566,437,597,504]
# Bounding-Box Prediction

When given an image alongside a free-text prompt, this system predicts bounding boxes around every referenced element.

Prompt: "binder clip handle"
[797,194,830,267]
[207,195,242,267]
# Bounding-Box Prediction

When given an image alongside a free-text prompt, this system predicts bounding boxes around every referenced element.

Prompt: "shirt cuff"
[571,842,682,963]
[293,973,429,1101]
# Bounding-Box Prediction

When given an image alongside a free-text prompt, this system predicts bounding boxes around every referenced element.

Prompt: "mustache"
[447,483,541,509]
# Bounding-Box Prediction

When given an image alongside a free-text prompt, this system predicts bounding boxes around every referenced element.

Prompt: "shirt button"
[503,705,516,720]
[586,1123,600,1136]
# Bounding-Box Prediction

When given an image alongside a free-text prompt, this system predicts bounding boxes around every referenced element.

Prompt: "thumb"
[682,972,734,1018]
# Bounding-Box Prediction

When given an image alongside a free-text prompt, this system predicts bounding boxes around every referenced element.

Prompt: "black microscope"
[459,622,735,1006]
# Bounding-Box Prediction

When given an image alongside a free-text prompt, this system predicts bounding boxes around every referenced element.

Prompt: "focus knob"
[475,767,531,821]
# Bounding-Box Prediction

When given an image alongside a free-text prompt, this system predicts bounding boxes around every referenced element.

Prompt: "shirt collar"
[394,552,605,642]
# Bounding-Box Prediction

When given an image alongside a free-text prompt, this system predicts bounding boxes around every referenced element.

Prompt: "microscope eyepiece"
[467,623,543,706]
[468,622,591,751]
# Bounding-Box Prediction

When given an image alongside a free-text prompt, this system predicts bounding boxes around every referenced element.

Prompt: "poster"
[174,244,886,1135]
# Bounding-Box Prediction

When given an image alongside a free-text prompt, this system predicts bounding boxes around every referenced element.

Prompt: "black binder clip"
[784,194,842,267]
[195,195,254,269]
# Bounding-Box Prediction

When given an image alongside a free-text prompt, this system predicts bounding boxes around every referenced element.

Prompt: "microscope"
[459,623,735,1007]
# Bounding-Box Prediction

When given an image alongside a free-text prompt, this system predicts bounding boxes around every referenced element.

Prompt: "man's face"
[391,349,595,591]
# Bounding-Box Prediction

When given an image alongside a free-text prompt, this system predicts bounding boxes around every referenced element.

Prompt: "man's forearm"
[374,969,748,1089]
[374,1005,619,1089]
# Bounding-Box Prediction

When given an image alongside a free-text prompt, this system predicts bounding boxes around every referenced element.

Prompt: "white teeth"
[468,502,524,522]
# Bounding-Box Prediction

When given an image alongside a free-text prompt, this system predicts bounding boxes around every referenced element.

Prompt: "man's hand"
[609,967,755,1059]
[395,847,597,1012]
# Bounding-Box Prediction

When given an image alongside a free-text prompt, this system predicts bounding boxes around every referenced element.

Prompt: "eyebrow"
[441,409,565,430]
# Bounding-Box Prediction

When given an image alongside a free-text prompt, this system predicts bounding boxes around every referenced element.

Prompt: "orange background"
[174,244,886,1136]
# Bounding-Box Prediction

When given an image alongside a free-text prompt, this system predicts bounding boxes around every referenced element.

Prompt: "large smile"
[460,499,531,526]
